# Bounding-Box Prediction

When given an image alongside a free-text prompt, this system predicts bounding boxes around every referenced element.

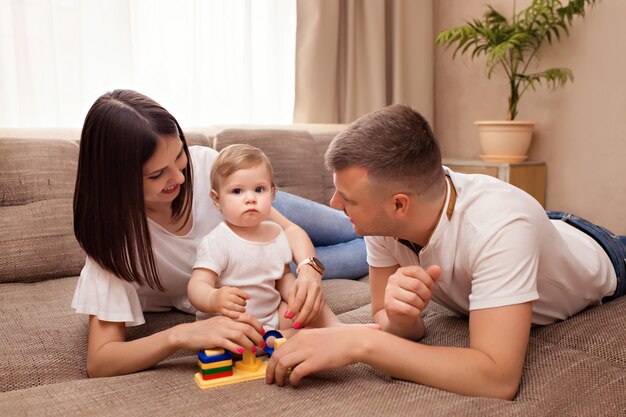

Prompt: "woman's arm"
[268,207,316,267]
[86,316,177,377]
[268,207,326,327]
[86,314,265,377]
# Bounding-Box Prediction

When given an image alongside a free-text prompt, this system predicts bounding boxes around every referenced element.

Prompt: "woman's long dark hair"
[73,89,193,290]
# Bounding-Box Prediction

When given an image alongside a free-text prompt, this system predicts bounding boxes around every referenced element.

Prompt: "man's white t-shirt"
[71,146,223,326]
[366,167,617,325]
[193,221,292,330]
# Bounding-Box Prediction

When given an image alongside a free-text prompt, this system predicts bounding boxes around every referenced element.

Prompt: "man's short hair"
[325,104,445,200]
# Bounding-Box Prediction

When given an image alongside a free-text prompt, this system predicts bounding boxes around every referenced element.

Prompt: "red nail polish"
[293,322,301,329]
[252,346,257,353]
[283,311,290,318]
[288,312,295,319]
[262,342,266,349]
[237,347,244,353]
[261,328,266,335]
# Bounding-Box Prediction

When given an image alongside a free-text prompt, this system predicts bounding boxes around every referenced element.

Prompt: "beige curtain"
[294,0,434,124]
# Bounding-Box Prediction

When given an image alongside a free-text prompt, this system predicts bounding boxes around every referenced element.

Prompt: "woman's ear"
[210,189,221,211]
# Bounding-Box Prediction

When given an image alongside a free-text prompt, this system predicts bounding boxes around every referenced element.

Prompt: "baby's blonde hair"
[211,144,276,193]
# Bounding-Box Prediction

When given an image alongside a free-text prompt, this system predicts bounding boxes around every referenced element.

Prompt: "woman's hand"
[171,314,264,354]
[285,265,325,328]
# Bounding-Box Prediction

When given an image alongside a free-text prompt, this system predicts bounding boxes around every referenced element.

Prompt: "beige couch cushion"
[0,139,84,283]
[312,132,337,204]
[3,300,626,416]
[0,138,77,205]
[184,131,212,147]
[0,278,89,392]
[214,129,327,204]
[0,276,371,393]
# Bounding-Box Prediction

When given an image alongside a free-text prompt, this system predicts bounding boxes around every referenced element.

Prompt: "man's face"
[330,166,394,237]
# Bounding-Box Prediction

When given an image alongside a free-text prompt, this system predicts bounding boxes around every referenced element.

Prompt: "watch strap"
[296,257,324,276]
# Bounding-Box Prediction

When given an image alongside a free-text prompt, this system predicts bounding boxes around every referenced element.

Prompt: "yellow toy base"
[194,360,268,389]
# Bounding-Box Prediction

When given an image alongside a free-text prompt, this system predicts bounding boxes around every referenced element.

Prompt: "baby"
[188,144,340,335]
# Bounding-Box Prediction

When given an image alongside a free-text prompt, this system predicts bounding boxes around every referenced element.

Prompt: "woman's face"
[142,135,188,212]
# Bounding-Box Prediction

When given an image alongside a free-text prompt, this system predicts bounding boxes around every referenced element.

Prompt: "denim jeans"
[547,211,626,301]
[273,191,368,279]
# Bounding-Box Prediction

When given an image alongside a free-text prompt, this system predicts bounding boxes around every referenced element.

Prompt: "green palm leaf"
[435,0,598,120]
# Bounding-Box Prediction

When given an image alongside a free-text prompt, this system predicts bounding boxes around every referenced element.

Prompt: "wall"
[434,0,626,234]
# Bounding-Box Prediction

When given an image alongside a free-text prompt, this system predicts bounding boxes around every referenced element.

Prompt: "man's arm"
[267,301,532,400]
[366,302,532,399]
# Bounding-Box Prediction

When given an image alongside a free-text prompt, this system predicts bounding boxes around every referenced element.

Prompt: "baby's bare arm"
[188,268,248,318]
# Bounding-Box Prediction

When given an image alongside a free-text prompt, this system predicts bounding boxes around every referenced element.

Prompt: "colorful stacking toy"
[194,330,285,389]
[197,348,234,381]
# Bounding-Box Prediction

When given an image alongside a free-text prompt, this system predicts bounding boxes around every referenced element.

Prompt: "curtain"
[294,0,433,124]
[0,0,296,128]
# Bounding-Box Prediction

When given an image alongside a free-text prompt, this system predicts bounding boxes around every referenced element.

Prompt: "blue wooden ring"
[262,330,284,357]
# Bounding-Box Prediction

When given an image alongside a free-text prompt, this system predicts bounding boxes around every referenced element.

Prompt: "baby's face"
[214,163,274,228]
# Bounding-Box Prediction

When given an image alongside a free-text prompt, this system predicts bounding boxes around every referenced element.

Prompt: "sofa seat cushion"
[322,279,370,315]
[0,276,371,392]
[2,321,626,416]
[0,277,88,392]
[0,278,195,392]
[530,296,626,367]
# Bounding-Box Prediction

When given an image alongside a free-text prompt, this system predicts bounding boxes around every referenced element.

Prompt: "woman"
[71,90,366,377]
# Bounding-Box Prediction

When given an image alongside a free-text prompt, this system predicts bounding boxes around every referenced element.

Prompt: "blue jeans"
[273,191,368,279]
[547,211,626,301]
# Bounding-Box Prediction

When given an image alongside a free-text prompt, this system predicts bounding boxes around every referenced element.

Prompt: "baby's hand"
[209,286,249,319]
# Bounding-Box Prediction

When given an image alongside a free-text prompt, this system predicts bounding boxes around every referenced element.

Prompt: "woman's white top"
[71,146,222,326]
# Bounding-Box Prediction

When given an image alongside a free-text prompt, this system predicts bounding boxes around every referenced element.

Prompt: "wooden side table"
[443,159,547,207]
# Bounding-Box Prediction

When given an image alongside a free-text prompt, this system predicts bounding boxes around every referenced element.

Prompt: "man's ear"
[391,193,410,218]
[210,189,221,211]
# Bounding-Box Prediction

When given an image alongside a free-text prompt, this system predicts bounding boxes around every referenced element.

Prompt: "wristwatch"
[296,257,325,277]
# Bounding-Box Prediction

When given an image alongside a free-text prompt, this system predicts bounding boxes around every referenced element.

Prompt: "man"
[265,104,625,399]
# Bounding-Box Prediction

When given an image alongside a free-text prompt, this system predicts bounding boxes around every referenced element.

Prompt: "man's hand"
[208,286,249,319]
[384,265,441,328]
[266,326,376,386]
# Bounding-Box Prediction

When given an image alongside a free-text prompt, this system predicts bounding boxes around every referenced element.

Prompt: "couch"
[1,127,625,416]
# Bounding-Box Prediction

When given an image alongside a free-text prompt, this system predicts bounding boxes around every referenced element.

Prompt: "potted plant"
[436,0,598,163]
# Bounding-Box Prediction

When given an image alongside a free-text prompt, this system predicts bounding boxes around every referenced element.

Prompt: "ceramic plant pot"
[475,121,535,163]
